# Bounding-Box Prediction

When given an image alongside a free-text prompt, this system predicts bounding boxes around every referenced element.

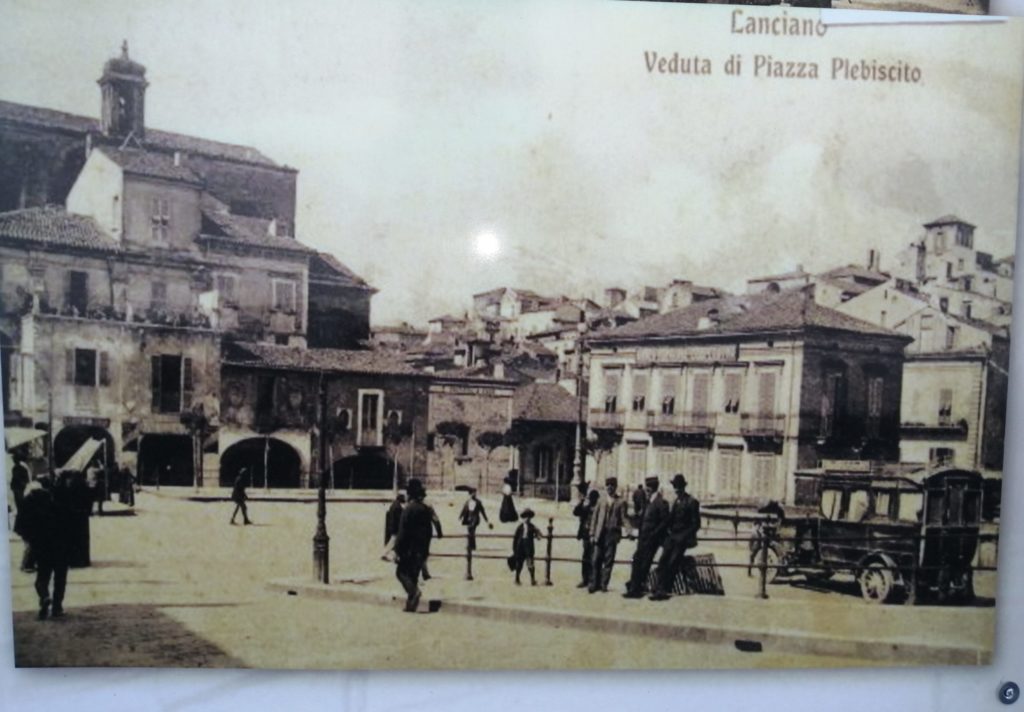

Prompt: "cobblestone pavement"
[6,489,994,669]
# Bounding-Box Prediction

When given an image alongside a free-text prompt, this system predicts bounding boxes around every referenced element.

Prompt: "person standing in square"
[588,477,626,593]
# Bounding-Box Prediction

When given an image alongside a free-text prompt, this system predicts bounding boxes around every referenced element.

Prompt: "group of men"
[574,473,701,600]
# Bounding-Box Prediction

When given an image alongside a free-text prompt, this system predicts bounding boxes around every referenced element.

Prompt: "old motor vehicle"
[749,465,984,604]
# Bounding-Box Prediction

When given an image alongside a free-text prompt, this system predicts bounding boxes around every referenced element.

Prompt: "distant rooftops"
[924,214,975,229]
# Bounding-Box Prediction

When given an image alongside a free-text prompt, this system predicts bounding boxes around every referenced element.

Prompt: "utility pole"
[572,313,588,488]
[312,371,330,583]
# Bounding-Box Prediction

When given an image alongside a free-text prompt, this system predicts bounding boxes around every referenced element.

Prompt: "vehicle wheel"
[858,562,894,604]
[750,545,782,583]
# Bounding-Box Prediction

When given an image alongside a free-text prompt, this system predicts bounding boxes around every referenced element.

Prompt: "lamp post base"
[313,533,330,584]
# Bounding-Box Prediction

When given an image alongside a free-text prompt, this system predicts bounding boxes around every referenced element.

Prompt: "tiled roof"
[924,214,974,228]
[0,99,282,168]
[747,268,811,284]
[512,383,578,423]
[223,342,423,377]
[310,252,373,290]
[818,265,889,284]
[95,146,203,185]
[200,209,315,254]
[0,206,120,252]
[591,289,909,343]
[816,277,873,297]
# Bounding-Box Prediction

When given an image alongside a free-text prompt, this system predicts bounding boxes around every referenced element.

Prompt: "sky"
[1,0,1022,326]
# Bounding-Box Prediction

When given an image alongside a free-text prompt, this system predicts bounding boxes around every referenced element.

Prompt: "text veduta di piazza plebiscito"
[643,9,923,82]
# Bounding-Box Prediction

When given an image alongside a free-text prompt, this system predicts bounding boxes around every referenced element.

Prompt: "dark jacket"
[512,520,542,561]
[637,492,670,547]
[573,498,595,540]
[395,499,435,561]
[16,484,72,561]
[231,477,248,504]
[665,493,701,549]
[459,496,488,528]
[632,487,646,517]
[10,461,29,495]
[384,499,404,544]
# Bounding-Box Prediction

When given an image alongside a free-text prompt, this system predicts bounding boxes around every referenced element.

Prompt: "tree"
[583,429,622,485]
[476,430,506,494]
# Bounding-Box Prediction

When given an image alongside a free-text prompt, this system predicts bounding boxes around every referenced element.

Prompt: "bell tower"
[98,41,148,139]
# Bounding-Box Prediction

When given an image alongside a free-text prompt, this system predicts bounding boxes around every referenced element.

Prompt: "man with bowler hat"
[572,483,599,588]
[624,476,670,598]
[650,473,701,601]
[588,477,626,593]
[394,478,435,612]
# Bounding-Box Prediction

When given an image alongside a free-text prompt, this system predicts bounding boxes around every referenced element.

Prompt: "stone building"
[0,46,373,485]
[585,289,911,505]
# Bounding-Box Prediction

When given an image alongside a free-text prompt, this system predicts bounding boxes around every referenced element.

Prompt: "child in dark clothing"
[511,508,542,585]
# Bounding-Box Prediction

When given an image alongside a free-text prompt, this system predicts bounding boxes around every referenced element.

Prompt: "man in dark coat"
[572,485,599,588]
[588,477,627,593]
[458,487,491,551]
[10,453,33,571]
[631,484,647,528]
[17,474,73,619]
[394,478,436,612]
[624,476,670,598]
[650,474,701,601]
[383,492,406,548]
[510,508,542,585]
[230,469,252,525]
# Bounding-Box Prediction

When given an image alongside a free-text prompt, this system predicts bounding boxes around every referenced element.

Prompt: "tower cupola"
[98,41,148,139]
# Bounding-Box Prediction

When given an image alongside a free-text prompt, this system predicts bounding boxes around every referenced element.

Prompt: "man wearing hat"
[459,486,492,554]
[572,484,599,588]
[394,478,436,612]
[623,476,670,598]
[510,508,542,585]
[588,477,627,593]
[650,473,701,601]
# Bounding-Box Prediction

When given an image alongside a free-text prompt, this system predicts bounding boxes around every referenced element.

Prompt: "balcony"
[268,310,298,334]
[740,413,785,439]
[900,419,969,441]
[589,410,625,430]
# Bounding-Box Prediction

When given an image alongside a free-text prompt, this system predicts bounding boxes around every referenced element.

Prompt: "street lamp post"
[572,314,588,488]
[312,372,330,583]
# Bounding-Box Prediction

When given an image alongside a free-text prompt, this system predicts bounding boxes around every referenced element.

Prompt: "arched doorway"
[138,434,194,487]
[332,451,402,490]
[220,437,301,489]
[53,425,115,470]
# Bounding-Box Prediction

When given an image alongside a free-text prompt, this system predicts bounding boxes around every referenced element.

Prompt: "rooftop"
[310,252,375,291]
[924,214,975,229]
[0,206,120,253]
[199,208,315,255]
[512,382,578,423]
[0,99,285,169]
[591,289,909,343]
[95,145,204,186]
[222,342,423,377]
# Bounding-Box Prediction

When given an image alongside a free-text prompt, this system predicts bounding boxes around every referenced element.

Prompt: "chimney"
[867,249,880,272]
[493,362,505,379]
[173,151,182,166]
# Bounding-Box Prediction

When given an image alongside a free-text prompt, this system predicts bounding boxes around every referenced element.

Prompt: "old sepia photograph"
[1,1,1021,671]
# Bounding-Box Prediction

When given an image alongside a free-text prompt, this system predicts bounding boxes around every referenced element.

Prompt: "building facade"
[585,290,910,505]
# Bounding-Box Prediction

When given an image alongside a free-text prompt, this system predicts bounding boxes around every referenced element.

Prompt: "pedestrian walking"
[588,477,626,593]
[509,508,542,585]
[499,478,518,523]
[394,478,435,612]
[624,476,670,598]
[459,486,492,551]
[118,464,136,507]
[17,474,73,620]
[10,452,33,571]
[382,491,407,560]
[230,469,252,525]
[572,485,599,588]
[650,474,701,601]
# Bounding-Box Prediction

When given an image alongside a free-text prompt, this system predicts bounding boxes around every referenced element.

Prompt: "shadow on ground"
[13,603,246,668]
[787,577,996,607]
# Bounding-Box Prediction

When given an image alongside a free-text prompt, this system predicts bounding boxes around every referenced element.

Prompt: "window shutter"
[182,357,194,410]
[758,372,776,416]
[65,349,75,383]
[692,373,709,414]
[151,356,161,411]
[99,352,110,386]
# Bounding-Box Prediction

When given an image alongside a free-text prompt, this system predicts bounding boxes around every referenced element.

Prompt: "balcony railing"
[900,419,969,440]
[740,413,785,437]
[589,410,625,430]
[645,411,716,434]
